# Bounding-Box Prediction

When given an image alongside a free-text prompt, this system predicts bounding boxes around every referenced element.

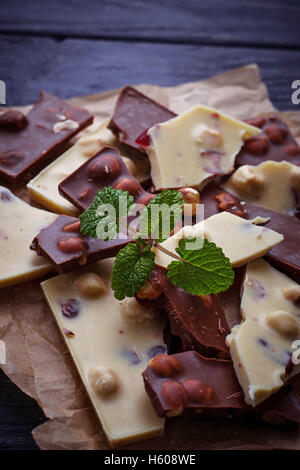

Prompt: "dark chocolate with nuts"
[201,183,300,282]
[0,91,93,184]
[150,267,231,359]
[31,214,131,274]
[236,115,300,168]
[58,146,155,212]
[108,86,176,156]
[142,351,300,425]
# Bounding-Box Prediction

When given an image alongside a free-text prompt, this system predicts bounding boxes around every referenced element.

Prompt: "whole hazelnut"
[200,128,222,148]
[88,155,120,181]
[265,125,288,144]
[149,354,182,377]
[122,157,138,178]
[183,379,212,403]
[247,117,266,129]
[231,166,264,195]
[243,135,269,156]
[88,366,119,396]
[178,187,200,217]
[74,272,106,297]
[58,237,87,253]
[137,279,162,300]
[282,286,300,303]
[266,310,299,338]
[120,297,156,323]
[161,380,187,414]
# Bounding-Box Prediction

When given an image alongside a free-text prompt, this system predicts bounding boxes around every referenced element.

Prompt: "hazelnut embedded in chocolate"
[243,135,269,156]
[149,354,182,377]
[266,310,299,338]
[114,177,141,196]
[265,125,288,144]
[88,155,121,182]
[178,187,200,217]
[74,272,106,297]
[285,144,300,157]
[215,192,245,217]
[63,220,81,232]
[246,117,266,129]
[88,366,119,396]
[0,110,28,132]
[161,380,187,415]
[183,379,212,403]
[137,279,162,300]
[58,237,87,253]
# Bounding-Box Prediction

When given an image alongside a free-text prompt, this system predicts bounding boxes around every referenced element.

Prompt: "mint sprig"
[166,237,234,296]
[79,187,135,239]
[139,190,184,242]
[80,187,234,300]
[111,243,155,300]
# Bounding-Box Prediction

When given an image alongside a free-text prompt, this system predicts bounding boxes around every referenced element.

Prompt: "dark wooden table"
[0,0,300,450]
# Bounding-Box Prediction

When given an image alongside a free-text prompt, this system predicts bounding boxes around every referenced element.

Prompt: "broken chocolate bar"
[150,267,230,359]
[31,214,131,273]
[201,183,300,282]
[0,91,93,184]
[108,86,176,156]
[142,351,300,426]
[236,115,300,168]
[58,146,155,212]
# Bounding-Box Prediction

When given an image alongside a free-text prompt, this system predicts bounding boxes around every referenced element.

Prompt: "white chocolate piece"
[146,105,260,190]
[226,259,300,407]
[223,161,300,215]
[41,260,165,447]
[27,122,117,216]
[0,187,57,288]
[154,212,283,269]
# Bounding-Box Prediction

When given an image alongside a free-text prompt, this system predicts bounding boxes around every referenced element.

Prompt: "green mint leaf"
[79,187,135,239]
[111,243,155,300]
[139,190,184,243]
[167,237,234,296]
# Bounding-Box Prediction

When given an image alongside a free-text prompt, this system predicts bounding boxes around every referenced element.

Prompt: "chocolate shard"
[142,351,300,426]
[236,115,300,168]
[31,214,131,274]
[58,146,155,212]
[201,183,300,282]
[108,86,176,156]
[0,91,93,184]
[151,267,231,359]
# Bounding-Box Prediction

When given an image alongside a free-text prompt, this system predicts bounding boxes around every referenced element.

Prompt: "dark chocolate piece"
[59,146,155,212]
[0,91,93,184]
[31,214,131,274]
[150,268,231,359]
[108,86,176,156]
[201,183,300,282]
[236,115,300,167]
[142,351,300,426]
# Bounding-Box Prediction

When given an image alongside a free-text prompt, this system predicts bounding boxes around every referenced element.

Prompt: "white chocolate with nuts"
[226,259,300,407]
[0,187,57,288]
[145,105,260,190]
[154,212,283,269]
[223,161,300,215]
[41,259,165,447]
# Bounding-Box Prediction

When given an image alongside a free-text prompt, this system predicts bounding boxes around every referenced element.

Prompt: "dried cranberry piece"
[61,299,81,318]
[135,128,151,147]
[122,349,141,365]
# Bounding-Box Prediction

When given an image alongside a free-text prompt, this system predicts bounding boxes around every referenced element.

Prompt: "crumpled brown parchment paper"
[1,64,300,450]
